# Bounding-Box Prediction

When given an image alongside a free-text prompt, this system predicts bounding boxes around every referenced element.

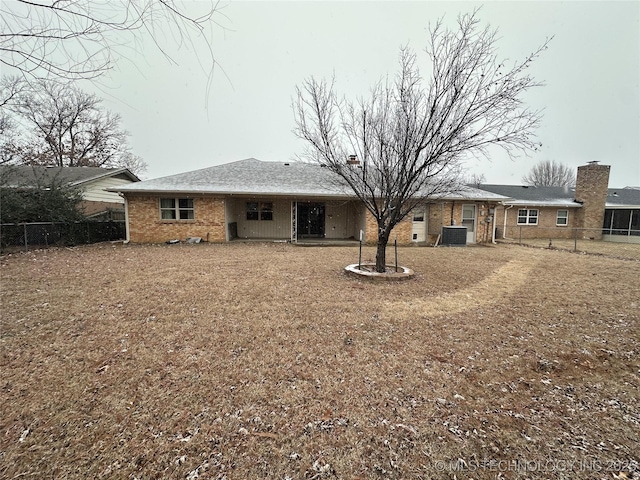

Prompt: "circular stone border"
[344,263,415,281]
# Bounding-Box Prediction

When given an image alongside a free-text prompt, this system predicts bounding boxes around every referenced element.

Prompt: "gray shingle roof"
[110,158,350,197]
[606,187,640,207]
[109,158,508,201]
[478,183,640,208]
[477,184,581,207]
[0,165,139,188]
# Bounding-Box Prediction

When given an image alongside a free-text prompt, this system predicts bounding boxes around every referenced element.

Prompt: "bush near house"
[0,184,84,224]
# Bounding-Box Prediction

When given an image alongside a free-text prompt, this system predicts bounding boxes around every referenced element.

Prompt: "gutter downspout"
[491,204,497,244]
[122,194,130,244]
[503,204,514,239]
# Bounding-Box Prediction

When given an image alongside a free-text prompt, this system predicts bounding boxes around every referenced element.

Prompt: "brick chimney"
[574,161,610,238]
[347,154,360,166]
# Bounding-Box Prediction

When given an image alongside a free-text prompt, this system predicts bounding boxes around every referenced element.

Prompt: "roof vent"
[284,163,290,166]
[587,160,599,165]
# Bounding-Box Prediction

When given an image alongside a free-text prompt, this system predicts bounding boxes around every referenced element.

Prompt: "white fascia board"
[605,203,640,208]
[501,200,582,207]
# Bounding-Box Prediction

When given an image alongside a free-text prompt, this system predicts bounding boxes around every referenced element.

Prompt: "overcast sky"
[81,1,639,187]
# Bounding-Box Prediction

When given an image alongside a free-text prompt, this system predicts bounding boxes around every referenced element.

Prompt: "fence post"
[394,236,398,273]
[23,223,28,252]
[573,228,578,252]
[519,226,522,245]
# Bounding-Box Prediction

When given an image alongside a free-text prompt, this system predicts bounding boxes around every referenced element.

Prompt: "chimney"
[347,154,360,166]
[574,162,610,238]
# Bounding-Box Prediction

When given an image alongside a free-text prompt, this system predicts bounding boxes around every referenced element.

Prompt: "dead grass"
[504,237,640,261]
[1,242,638,479]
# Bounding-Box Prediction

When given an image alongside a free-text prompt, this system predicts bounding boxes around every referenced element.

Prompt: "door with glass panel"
[462,204,476,243]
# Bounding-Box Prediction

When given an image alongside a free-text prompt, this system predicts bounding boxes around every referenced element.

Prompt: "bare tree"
[522,159,575,187]
[3,79,147,175]
[294,11,549,272]
[1,0,221,83]
[0,76,28,164]
[465,173,486,188]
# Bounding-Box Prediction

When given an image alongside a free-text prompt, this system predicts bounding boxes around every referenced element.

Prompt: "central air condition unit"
[441,226,467,246]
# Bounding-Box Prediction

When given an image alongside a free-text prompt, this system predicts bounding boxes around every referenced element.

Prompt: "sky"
[76,1,639,187]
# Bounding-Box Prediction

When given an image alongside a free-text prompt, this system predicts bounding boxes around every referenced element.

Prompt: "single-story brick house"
[480,162,640,243]
[0,165,140,220]
[109,158,508,245]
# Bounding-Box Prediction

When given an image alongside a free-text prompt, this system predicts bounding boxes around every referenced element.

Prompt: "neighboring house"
[480,162,640,243]
[0,165,140,220]
[109,158,508,245]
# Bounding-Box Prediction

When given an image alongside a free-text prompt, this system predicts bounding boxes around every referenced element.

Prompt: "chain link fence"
[500,226,640,261]
[1,221,126,252]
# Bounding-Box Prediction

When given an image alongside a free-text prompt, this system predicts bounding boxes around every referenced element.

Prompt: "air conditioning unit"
[441,226,467,246]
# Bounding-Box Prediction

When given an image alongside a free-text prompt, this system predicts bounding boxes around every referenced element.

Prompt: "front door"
[297,203,325,238]
[462,204,476,243]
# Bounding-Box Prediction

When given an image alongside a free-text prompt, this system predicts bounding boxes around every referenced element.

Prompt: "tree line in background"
[522,159,575,187]
[0,76,147,175]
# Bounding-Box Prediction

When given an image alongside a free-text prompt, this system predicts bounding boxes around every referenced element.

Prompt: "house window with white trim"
[160,198,194,220]
[517,209,538,225]
[246,202,273,221]
[556,210,568,226]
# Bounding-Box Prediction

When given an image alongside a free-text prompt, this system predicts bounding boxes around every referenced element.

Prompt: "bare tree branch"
[0,0,223,84]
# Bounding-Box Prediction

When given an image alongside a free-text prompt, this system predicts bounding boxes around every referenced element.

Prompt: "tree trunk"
[375,231,390,273]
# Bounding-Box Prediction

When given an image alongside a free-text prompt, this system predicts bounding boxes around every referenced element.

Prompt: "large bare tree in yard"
[1,0,220,83]
[294,12,550,272]
[1,79,147,174]
[522,159,575,187]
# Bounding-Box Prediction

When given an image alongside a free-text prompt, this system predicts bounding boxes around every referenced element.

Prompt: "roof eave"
[501,201,582,208]
[108,188,357,199]
[71,168,140,186]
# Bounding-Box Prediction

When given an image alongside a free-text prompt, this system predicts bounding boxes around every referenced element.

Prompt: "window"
[517,209,538,225]
[556,210,568,226]
[246,202,259,220]
[160,198,194,220]
[246,201,273,221]
[260,202,273,221]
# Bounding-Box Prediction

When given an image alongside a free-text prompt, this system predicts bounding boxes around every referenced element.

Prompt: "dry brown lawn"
[504,237,640,261]
[1,242,638,479]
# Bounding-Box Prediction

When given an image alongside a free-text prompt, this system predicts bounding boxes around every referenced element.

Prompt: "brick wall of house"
[126,195,226,243]
[363,201,498,245]
[364,211,413,244]
[574,162,610,239]
[499,206,578,239]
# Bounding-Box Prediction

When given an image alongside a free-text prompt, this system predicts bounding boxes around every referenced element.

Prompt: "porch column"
[291,201,297,243]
